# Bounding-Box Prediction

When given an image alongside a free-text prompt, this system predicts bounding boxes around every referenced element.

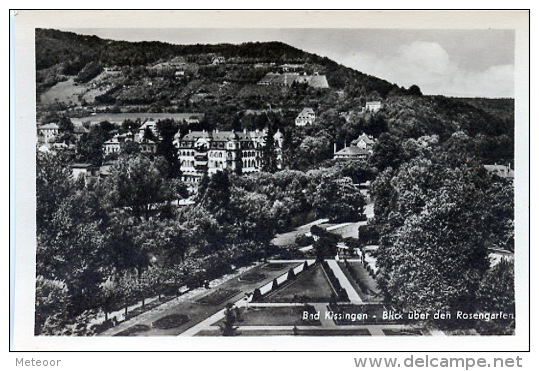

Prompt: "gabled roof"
[299,107,315,115]
[71,163,98,169]
[352,133,375,145]
[38,123,59,130]
[73,124,89,134]
[103,137,121,145]
[334,147,370,156]
[181,130,260,142]
[138,120,157,131]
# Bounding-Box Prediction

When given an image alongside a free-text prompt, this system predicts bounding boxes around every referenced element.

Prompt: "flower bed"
[114,324,151,336]
[238,272,267,283]
[152,314,190,329]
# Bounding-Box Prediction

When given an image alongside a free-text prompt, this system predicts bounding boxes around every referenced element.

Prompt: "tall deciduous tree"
[104,155,174,219]
[156,119,181,177]
[76,124,108,166]
[376,164,492,312]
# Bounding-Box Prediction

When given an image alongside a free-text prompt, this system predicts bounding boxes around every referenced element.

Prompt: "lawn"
[262,264,336,303]
[213,305,321,327]
[263,263,289,270]
[196,288,241,305]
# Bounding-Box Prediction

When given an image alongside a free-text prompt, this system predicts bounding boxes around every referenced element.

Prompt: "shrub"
[295,234,314,247]
[251,288,262,302]
[287,268,296,281]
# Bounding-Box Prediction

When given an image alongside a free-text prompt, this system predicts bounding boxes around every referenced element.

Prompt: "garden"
[260,264,337,303]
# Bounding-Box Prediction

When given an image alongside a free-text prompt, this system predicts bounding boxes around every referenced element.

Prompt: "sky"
[65,28,515,98]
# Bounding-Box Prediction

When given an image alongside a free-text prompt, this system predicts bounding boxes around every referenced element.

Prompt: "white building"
[333,133,375,160]
[135,120,160,142]
[70,163,100,179]
[174,128,283,185]
[365,101,382,112]
[484,164,514,179]
[295,108,316,126]
[37,123,60,143]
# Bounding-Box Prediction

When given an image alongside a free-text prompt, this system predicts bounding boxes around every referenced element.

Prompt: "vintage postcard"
[11,10,529,351]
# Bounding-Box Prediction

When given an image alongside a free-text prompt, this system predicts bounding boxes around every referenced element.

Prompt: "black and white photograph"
[11,10,530,352]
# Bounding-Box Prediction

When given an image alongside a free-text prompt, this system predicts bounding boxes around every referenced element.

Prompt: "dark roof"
[38,123,59,129]
[73,124,89,134]
[334,147,370,156]
[181,130,264,142]
[71,163,98,168]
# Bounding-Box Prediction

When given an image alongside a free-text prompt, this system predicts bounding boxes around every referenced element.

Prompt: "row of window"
[178,141,262,149]
[179,150,262,158]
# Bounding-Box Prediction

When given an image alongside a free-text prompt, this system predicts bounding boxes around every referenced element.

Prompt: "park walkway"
[327,260,363,304]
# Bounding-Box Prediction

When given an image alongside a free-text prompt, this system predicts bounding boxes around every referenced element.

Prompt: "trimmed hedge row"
[320,261,349,302]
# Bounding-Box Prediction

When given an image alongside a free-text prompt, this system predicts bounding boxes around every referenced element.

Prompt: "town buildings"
[258,72,329,88]
[102,126,158,156]
[174,129,283,185]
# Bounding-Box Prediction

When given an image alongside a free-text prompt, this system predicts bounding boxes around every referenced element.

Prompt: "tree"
[156,119,181,177]
[99,120,116,133]
[313,237,338,261]
[104,155,174,219]
[76,124,107,166]
[143,127,157,142]
[357,224,379,246]
[368,133,403,171]
[36,188,108,316]
[477,259,514,314]
[261,127,278,173]
[34,276,69,335]
[376,165,492,313]
[407,84,423,96]
[119,140,141,156]
[36,152,74,233]
[310,176,365,222]
[197,171,231,214]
